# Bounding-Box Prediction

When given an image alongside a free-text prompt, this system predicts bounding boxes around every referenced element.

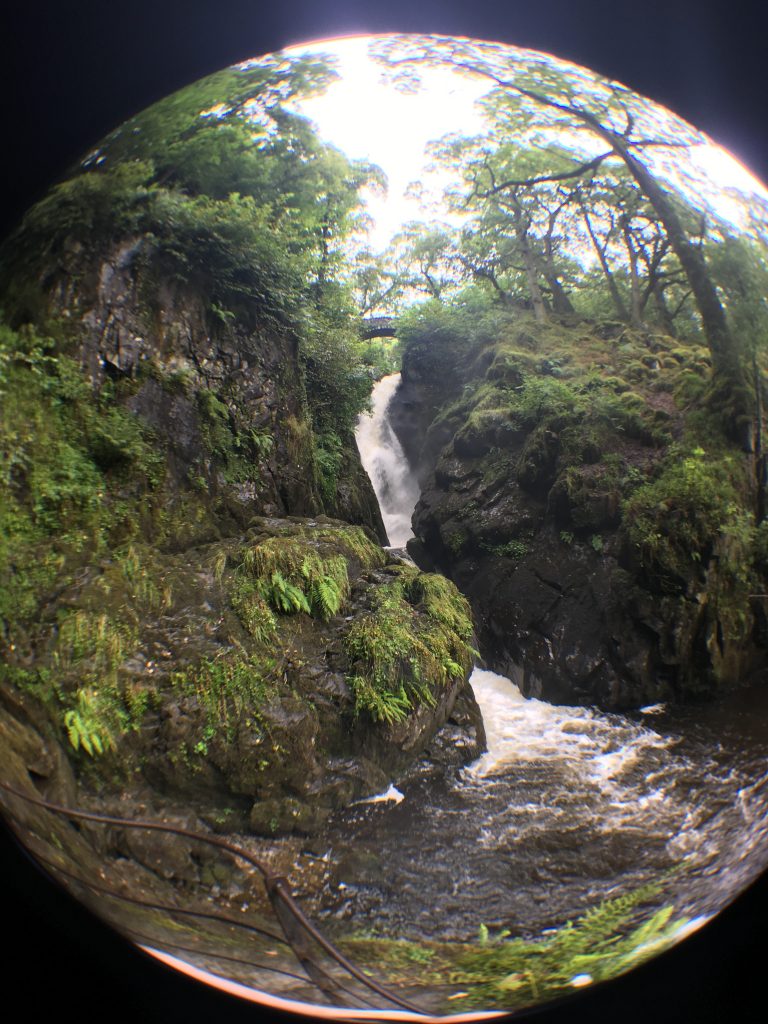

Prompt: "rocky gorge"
[0,233,487,840]
[1,35,768,1017]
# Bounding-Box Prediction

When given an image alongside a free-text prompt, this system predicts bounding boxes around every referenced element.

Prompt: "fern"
[347,675,412,724]
[241,535,350,620]
[301,555,347,619]
[340,880,687,1013]
[259,570,311,614]
[314,574,344,619]
[62,687,119,757]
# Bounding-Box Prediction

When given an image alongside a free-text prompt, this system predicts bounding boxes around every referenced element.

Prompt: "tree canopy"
[355,34,768,452]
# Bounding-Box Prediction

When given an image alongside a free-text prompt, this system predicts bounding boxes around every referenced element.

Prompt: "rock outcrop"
[21,234,388,541]
[0,232,483,841]
[2,516,483,836]
[390,314,767,708]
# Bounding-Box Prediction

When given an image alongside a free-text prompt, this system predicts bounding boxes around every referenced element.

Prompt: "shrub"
[622,446,747,588]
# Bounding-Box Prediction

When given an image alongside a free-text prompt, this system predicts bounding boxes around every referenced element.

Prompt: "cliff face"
[30,234,386,539]
[390,313,767,709]
[0,233,484,839]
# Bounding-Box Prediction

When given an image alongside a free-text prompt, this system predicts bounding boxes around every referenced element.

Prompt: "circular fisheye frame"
[1,32,767,1020]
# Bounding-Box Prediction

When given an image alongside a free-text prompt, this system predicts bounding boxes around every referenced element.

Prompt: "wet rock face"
[146,532,485,835]
[410,448,674,709]
[389,327,763,710]
[37,235,387,541]
[452,540,672,708]
[4,515,483,838]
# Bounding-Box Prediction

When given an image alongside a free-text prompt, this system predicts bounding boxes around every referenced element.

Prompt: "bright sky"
[286,36,490,249]
[284,35,768,250]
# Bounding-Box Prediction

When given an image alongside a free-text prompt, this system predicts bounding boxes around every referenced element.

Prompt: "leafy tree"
[83,54,338,188]
[373,35,755,443]
[2,49,387,452]
[708,234,768,517]
[347,246,402,315]
[385,221,462,301]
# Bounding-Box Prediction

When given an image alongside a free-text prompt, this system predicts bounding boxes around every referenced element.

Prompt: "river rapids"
[311,373,768,943]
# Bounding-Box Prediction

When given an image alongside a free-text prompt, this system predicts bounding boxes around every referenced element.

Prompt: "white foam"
[355,783,404,805]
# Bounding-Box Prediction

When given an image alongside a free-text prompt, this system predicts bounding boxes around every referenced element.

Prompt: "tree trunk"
[621,221,643,327]
[544,269,575,314]
[604,136,751,445]
[652,283,677,336]
[431,60,751,443]
[542,230,575,314]
[510,198,547,321]
[581,204,629,320]
[521,240,547,322]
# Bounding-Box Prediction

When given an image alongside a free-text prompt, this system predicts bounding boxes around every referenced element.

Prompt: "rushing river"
[328,372,768,943]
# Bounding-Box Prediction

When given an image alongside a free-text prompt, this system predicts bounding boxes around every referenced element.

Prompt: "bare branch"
[474,151,614,196]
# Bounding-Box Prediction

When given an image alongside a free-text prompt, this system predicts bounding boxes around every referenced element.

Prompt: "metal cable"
[0,780,426,1015]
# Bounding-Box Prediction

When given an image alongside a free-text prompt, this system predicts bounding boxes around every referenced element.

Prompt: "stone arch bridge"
[360,316,399,339]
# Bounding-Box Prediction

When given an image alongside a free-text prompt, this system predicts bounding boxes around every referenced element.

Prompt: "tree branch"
[474,151,614,196]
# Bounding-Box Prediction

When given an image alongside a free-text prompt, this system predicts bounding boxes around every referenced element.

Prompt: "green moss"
[623,444,756,597]
[481,539,529,560]
[241,536,350,620]
[8,657,143,766]
[225,522,385,629]
[197,387,273,486]
[170,649,275,744]
[0,320,165,631]
[47,606,151,757]
[229,575,278,643]
[155,490,216,550]
[344,565,475,724]
[113,544,173,613]
[445,528,470,557]
[284,414,315,473]
[313,431,344,504]
[309,524,387,569]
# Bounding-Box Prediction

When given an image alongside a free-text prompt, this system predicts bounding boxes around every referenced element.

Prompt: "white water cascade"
[354,373,420,548]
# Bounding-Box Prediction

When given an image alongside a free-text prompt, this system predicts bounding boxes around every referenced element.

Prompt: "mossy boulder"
[3,517,484,837]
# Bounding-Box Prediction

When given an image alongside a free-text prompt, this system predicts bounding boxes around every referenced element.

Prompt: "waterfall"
[354,373,420,548]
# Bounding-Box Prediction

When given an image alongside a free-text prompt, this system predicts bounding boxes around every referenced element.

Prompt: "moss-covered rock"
[390,312,767,707]
[2,516,484,836]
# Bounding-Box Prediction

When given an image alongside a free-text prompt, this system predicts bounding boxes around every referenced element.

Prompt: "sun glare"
[285,35,768,247]
[287,36,491,248]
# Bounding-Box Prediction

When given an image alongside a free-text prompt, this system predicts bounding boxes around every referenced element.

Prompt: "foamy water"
[315,668,768,940]
[333,370,768,944]
[467,668,674,794]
